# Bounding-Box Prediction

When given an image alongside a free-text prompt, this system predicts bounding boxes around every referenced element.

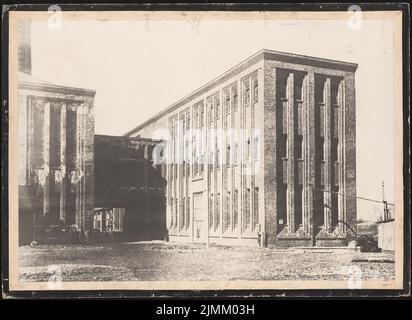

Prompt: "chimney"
[18,20,31,75]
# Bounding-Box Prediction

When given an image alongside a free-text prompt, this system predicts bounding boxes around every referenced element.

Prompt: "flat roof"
[125,49,358,137]
[19,72,96,97]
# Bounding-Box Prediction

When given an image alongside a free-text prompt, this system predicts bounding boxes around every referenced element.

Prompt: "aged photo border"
[2,3,410,298]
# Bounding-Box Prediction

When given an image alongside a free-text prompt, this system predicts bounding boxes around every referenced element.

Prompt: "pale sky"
[29,14,396,221]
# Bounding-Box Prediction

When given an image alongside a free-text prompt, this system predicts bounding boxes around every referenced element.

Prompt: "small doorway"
[192,192,207,243]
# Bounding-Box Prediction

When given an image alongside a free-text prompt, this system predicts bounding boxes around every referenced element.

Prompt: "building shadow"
[94,135,167,242]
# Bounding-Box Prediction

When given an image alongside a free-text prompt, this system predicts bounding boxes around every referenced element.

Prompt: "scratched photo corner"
[5,6,407,294]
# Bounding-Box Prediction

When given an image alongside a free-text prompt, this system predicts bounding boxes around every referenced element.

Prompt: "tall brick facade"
[18,75,96,244]
[17,20,96,245]
[126,50,357,247]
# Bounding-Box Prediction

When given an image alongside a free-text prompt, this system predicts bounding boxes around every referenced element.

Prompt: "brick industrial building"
[17,21,96,244]
[17,20,165,244]
[126,50,358,247]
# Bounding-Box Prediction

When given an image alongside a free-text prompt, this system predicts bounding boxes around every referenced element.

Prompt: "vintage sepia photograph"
[4,8,406,293]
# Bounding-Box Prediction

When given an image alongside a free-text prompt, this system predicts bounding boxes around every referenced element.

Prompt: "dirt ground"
[18,241,395,282]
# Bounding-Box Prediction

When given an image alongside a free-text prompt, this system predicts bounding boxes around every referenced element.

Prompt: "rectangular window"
[319,104,325,137]
[215,138,220,170]
[181,197,185,230]
[113,211,118,231]
[226,145,231,167]
[186,196,190,229]
[199,127,204,175]
[296,135,303,159]
[50,105,61,168]
[280,135,287,158]
[244,80,250,106]
[253,187,259,228]
[233,142,238,165]
[192,107,197,129]
[297,160,304,185]
[66,108,77,169]
[171,197,174,227]
[332,138,339,161]
[320,161,325,186]
[245,188,251,229]
[209,194,214,229]
[209,104,214,124]
[224,92,230,114]
[233,190,239,228]
[282,100,288,134]
[175,162,178,179]
[247,138,251,162]
[282,159,288,185]
[333,106,339,139]
[253,133,259,160]
[225,191,231,230]
[297,102,303,136]
[253,79,258,102]
[215,193,220,231]
[334,161,340,187]
[319,137,325,161]
[215,96,220,119]
[233,89,238,112]
[186,111,191,130]
[200,104,205,127]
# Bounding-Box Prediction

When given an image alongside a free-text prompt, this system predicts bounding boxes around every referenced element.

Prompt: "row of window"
[170,187,259,233]
[30,99,78,170]
[169,71,259,181]
[318,104,340,139]
[170,196,191,230]
[319,161,341,187]
[281,154,340,187]
[93,208,125,233]
[209,187,259,232]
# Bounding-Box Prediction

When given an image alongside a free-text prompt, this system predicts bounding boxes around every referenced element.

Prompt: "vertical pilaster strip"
[84,100,95,232]
[230,86,235,233]
[220,91,224,236]
[263,62,277,245]
[250,75,256,232]
[257,66,265,243]
[301,75,307,232]
[175,122,179,236]
[167,120,170,232]
[43,102,50,216]
[344,73,357,238]
[144,143,150,238]
[222,91,227,234]
[239,83,244,234]
[287,72,295,233]
[75,105,83,230]
[323,78,332,233]
[27,97,33,183]
[60,104,66,222]
[306,72,316,239]
[206,99,210,243]
[338,81,344,233]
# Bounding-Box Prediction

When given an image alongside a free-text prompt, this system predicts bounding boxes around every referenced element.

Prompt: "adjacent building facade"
[17,21,96,244]
[94,135,166,241]
[126,50,358,247]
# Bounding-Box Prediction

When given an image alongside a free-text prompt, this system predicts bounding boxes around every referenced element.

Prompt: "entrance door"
[193,192,207,243]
